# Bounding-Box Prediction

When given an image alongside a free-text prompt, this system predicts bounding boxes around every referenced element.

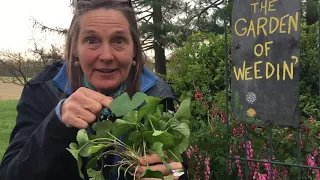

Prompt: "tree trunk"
[306,0,318,25]
[152,0,167,75]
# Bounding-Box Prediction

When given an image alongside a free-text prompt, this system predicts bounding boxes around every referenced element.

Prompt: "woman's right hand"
[60,87,113,129]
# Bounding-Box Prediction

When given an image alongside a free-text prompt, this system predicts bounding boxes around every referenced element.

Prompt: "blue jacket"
[0,61,188,180]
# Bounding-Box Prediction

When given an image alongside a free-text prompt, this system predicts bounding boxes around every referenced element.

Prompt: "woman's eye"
[86,38,96,44]
[114,37,126,45]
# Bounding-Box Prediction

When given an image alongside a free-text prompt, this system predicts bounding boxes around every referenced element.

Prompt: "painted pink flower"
[235,155,243,180]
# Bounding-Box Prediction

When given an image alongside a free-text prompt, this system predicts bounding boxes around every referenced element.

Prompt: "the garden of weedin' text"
[0,0,319,179]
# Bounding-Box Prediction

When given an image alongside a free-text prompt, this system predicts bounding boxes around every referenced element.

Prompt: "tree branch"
[180,5,212,28]
[9,71,25,86]
[0,77,8,83]
[144,16,153,23]
[32,17,68,35]
[133,1,151,10]
[138,13,152,22]
[0,54,28,86]
[135,7,152,15]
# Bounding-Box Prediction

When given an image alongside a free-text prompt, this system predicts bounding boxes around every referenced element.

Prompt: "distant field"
[0,100,18,161]
[0,79,22,161]
[0,81,23,100]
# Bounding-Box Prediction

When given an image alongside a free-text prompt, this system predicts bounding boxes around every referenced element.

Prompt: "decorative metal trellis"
[196,0,320,179]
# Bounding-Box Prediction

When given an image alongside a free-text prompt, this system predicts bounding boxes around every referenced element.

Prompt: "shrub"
[166,23,320,179]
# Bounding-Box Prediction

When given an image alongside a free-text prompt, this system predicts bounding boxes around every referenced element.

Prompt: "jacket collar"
[52,62,158,95]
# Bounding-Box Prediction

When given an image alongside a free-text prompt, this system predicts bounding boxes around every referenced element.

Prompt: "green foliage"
[109,92,147,117]
[300,22,320,120]
[167,31,232,97]
[67,93,191,180]
[166,23,319,179]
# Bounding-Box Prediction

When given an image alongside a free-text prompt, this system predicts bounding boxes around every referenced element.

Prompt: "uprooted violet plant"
[67,92,191,180]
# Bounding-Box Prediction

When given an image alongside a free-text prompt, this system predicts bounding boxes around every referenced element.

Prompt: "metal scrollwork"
[197,0,226,32]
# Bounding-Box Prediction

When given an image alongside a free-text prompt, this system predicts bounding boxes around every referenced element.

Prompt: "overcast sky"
[0,0,162,58]
[0,0,73,53]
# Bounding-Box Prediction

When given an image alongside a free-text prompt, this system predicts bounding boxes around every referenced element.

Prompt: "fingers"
[61,87,114,129]
[72,92,102,115]
[139,154,162,165]
[62,99,96,121]
[140,174,179,180]
[136,162,183,177]
[62,103,92,129]
[163,174,179,180]
[65,116,89,129]
[79,87,113,109]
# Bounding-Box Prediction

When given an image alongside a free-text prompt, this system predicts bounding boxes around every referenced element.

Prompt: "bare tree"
[30,42,64,67]
[0,51,30,86]
[31,17,68,35]
[0,43,64,86]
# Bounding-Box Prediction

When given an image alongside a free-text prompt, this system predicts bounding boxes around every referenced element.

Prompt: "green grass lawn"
[0,100,18,161]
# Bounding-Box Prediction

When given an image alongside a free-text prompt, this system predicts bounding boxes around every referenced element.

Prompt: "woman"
[0,0,188,179]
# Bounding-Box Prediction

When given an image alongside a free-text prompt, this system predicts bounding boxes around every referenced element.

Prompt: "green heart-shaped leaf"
[67,142,84,179]
[174,98,191,120]
[110,92,147,117]
[77,129,89,147]
[123,111,139,124]
[168,123,190,153]
[92,120,113,138]
[79,142,95,157]
[148,115,167,131]
[88,144,107,155]
[143,131,182,149]
[87,168,104,180]
[138,96,161,120]
[67,143,79,161]
[111,119,137,138]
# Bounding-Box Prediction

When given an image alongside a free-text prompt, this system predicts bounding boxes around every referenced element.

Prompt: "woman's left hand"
[135,154,183,180]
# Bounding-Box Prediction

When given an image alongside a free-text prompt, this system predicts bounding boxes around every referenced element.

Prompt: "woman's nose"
[98,43,114,61]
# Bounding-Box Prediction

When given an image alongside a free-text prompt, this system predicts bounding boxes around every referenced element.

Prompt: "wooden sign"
[231,0,301,128]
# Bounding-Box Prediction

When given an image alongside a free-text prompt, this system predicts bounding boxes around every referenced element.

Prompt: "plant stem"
[148,119,156,131]
[106,132,130,148]
[167,149,180,162]
[100,156,104,171]
[165,117,175,127]
[91,137,115,143]
[143,140,147,166]
[164,117,177,132]
[77,140,112,152]
[124,162,137,177]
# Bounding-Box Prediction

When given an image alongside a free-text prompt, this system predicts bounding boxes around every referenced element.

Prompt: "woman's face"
[76,8,135,93]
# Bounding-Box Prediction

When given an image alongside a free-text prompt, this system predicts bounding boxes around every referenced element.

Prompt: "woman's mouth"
[96,69,117,73]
